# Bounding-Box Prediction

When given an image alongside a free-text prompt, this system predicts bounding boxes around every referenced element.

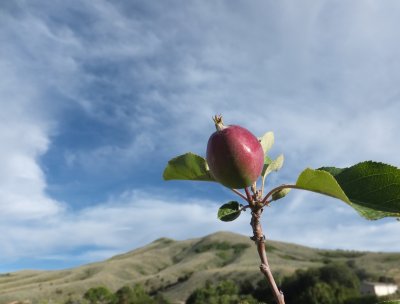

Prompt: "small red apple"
[206,115,264,189]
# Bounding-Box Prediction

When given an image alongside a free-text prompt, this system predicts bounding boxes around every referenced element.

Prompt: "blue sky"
[1,0,400,272]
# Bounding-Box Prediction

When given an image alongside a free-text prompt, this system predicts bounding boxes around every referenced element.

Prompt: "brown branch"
[250,209,285,304]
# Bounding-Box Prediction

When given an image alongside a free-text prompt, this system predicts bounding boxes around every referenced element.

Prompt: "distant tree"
[114,284,156,304]
[186,280,258,304]
[131,284,156,304]
[378,275,396,283]
[298,282,336,304]
[83,284,168,304]
[216,280,240,296]
[186,280,216,304]
[240,279,275,303]
[319,263,359,289]
[83,286,115,304]
[115,286,135,304]
[280,267,320,301]
[282,263,360,304]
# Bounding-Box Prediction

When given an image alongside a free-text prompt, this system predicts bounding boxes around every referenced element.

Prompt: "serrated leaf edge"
[297,167,400,220]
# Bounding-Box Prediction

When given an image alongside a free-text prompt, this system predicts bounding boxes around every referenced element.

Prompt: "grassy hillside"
[0,231,399,303]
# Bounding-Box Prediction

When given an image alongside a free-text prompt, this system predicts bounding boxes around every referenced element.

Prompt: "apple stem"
[231,188,249,202]
[245,187,253,203]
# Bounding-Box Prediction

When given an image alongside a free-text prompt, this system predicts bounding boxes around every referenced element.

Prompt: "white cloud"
[1,189,399,269]
[0,55,63,221]
[0,190,243,264]
[1,0,400,270]
[6,0,398,169]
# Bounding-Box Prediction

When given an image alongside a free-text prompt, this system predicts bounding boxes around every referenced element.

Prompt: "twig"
[240,204,251,211]
[250,209,285,304]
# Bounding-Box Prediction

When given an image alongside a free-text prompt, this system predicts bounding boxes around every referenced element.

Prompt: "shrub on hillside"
[186,280,259,304]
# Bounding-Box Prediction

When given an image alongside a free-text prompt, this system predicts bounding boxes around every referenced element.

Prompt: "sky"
[1,0,400,272]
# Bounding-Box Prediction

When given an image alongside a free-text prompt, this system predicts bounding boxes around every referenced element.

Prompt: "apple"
[206,115,264,189]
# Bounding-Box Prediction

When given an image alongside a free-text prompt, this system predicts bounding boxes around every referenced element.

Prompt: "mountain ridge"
[1,231,399,303]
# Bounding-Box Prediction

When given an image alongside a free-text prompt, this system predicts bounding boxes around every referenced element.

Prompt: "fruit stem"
[231,188,249,202]
[212,114,226,131]
[250,208,285,304]
[245,187,253,203]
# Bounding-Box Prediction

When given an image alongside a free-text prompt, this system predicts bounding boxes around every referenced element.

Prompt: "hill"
[0,231,399,303]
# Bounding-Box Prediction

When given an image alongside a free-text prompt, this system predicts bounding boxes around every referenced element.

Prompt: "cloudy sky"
[1,0,400,272]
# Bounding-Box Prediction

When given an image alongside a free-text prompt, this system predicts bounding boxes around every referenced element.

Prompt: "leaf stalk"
[261,184,300,206]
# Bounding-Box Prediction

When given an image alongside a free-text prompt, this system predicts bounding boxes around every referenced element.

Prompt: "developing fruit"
[206,115,264,189]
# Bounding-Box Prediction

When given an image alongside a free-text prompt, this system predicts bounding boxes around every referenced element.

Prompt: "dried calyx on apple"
[206,115,264,189]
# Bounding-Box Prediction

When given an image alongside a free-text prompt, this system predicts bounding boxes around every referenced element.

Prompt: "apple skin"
[206,125,264,189]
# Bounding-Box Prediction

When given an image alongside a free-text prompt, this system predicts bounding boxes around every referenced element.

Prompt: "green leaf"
[296,161,400,220]
[376,301,400,304]
[271,188,291,201]
[261,155,272,177]
[296,168,349,201]
[259,131,274,154]
[217,201,241,222]
[163,152,216,182]
[262,154,284,178]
